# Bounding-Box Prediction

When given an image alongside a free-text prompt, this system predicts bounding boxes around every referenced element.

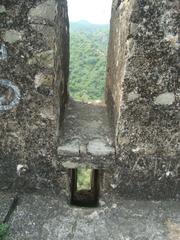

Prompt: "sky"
[67,0,112,24]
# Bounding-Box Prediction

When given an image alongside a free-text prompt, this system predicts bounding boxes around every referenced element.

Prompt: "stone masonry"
[0,0,179,200]
[0,0,69,193]
[106,0,179,198]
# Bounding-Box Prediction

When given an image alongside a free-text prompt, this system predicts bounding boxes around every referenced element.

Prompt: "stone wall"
[1,0,179,200]
[54,0,69,138]
[106,0,180,198]
[0,0,69,193]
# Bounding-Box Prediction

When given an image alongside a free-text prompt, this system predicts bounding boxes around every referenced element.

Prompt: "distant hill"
[69,21,109,101]
[70,20,108,32]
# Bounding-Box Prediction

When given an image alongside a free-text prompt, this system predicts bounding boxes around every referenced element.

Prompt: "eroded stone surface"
[87,139,114,156]
[58,100,113,145]
[58,100,115,167]
[0,0,179,202]
[30,25,55,48]
[57,140,80,156]
[6,193,180,240]
[62,161,80,169]
[0,192,16,223]
[28,0,56,22]
[54,0,69,136]
[0,0,69,193]
[107,0,179,153]
[106,0,179,198]
[40,105,55,120]
[28,50,54,68]
[127,91,141,102]
[167,220,180,240]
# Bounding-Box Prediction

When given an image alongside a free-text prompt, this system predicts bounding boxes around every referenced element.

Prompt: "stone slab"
[87,139,115,156]
[3,30,23,44]
[28,0,56,23]
[57,100,115,166]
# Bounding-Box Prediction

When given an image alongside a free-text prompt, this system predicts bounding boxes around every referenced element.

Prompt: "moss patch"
[0,224,9,240]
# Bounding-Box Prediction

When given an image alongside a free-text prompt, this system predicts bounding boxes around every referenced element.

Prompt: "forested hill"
[69,21,109,101]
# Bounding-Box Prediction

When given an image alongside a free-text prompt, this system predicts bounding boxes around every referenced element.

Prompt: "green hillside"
[69,21,109,101]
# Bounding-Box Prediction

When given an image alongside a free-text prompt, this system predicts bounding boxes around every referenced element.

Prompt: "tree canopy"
[69,21,109,101]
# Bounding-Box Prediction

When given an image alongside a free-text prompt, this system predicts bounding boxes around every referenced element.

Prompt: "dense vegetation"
[69,21,109,101]
[77,168,92,190]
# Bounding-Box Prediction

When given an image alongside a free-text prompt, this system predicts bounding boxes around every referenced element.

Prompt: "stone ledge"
[87,139,115,156]
[57,139,115,157]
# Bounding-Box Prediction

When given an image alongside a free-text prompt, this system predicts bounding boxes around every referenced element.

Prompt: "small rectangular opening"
[70,168,99,207]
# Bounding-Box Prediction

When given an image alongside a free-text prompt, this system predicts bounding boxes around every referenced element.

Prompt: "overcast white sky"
[67,0,112,24]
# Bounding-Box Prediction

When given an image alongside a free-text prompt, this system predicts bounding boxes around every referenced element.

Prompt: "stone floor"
[57,99,115,168]
[60,99,113,143]
[0,192,16,223]
[1,191,180,240]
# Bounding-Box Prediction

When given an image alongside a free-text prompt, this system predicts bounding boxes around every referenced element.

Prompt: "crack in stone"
[3,194,19,224]
[116,0,121,10]
[69,218,77,240]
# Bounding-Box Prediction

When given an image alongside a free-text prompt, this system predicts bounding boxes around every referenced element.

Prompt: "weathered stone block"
[154,92,175,105]
[87,139,115,156]
[28,0,56,23]
[57,140,80,157]
[30,24,55,49]
[28,50,54,68]
[3,30,23,43]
